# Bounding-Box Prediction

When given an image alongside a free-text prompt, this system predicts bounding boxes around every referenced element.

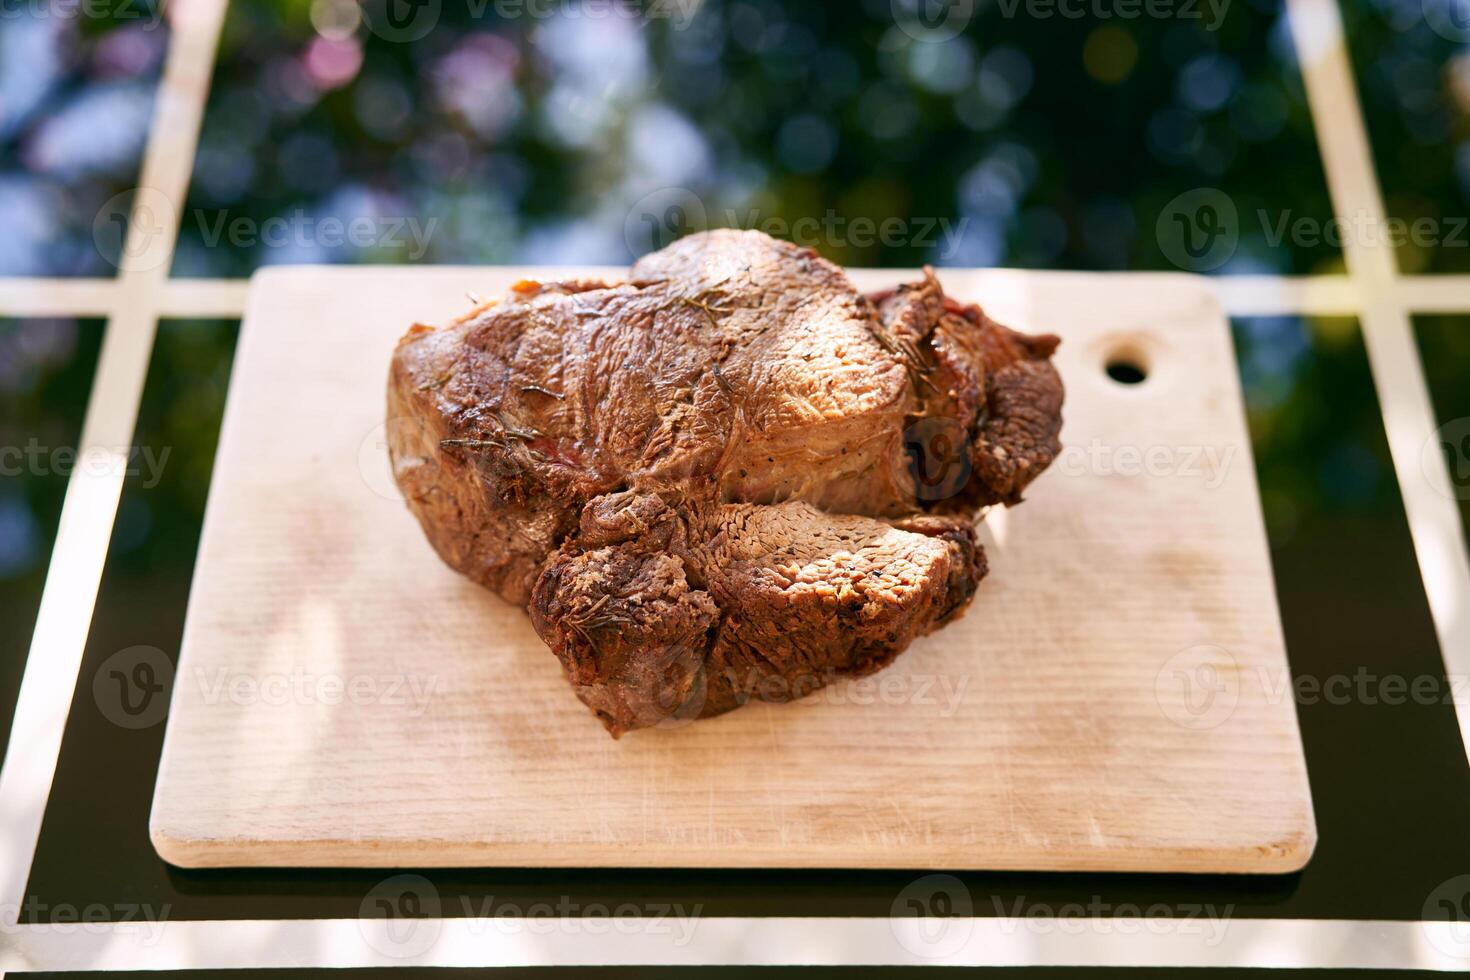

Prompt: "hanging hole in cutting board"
[1104,348,1149,386]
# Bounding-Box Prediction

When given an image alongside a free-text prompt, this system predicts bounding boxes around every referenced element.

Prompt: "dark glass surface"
[175,0,1336,276]
[0,318,104,766]
[23,313,1467,922]
[1342,0,1470,275]
[0,5,167,276]
[1412,315,1470,550]
[1235,315,1470,919]
[20,318,238,924]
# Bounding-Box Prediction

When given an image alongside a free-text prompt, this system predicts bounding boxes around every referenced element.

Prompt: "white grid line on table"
[1290,0,1470,766]
[2,0,1470,971]
[7,274,1470,320]
[0,917,1466,972]
[0,0,230,945]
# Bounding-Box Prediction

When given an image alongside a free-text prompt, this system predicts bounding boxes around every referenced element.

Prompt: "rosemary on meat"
[519,384,565,399]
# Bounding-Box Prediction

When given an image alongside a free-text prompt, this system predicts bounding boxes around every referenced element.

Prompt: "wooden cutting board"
[149,266,1315,873]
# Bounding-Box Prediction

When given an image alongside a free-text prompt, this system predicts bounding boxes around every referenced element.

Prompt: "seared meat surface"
[388,230,1063,736]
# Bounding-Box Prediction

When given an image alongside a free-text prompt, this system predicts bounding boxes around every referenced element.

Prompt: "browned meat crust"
[388,230,1063,736]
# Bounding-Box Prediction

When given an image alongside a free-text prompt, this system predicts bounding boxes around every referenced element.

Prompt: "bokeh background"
[174,0,1348,274]
[11,0,1470,276]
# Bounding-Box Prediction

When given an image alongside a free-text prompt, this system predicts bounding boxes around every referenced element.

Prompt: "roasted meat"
[387,230,1064,736]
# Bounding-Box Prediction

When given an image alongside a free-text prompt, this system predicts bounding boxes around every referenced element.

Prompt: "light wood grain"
[149,266,1315,873]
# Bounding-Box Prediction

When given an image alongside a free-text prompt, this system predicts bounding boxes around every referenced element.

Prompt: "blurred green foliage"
[1344,0,1470,274]
[176,0,1342,274]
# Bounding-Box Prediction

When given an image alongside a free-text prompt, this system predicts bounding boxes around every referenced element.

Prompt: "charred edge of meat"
[871,276,1065,511]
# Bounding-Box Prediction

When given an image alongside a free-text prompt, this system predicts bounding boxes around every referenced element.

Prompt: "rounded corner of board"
[149,822,205,869]
[1256,821,1319,875]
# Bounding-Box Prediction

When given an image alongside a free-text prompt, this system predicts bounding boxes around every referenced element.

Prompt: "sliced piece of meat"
[529,491,985,735]
[388,229,1064,735]
[694,501,985,720]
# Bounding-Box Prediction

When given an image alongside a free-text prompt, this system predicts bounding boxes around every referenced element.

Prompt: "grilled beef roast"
[388,230,1064,736]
